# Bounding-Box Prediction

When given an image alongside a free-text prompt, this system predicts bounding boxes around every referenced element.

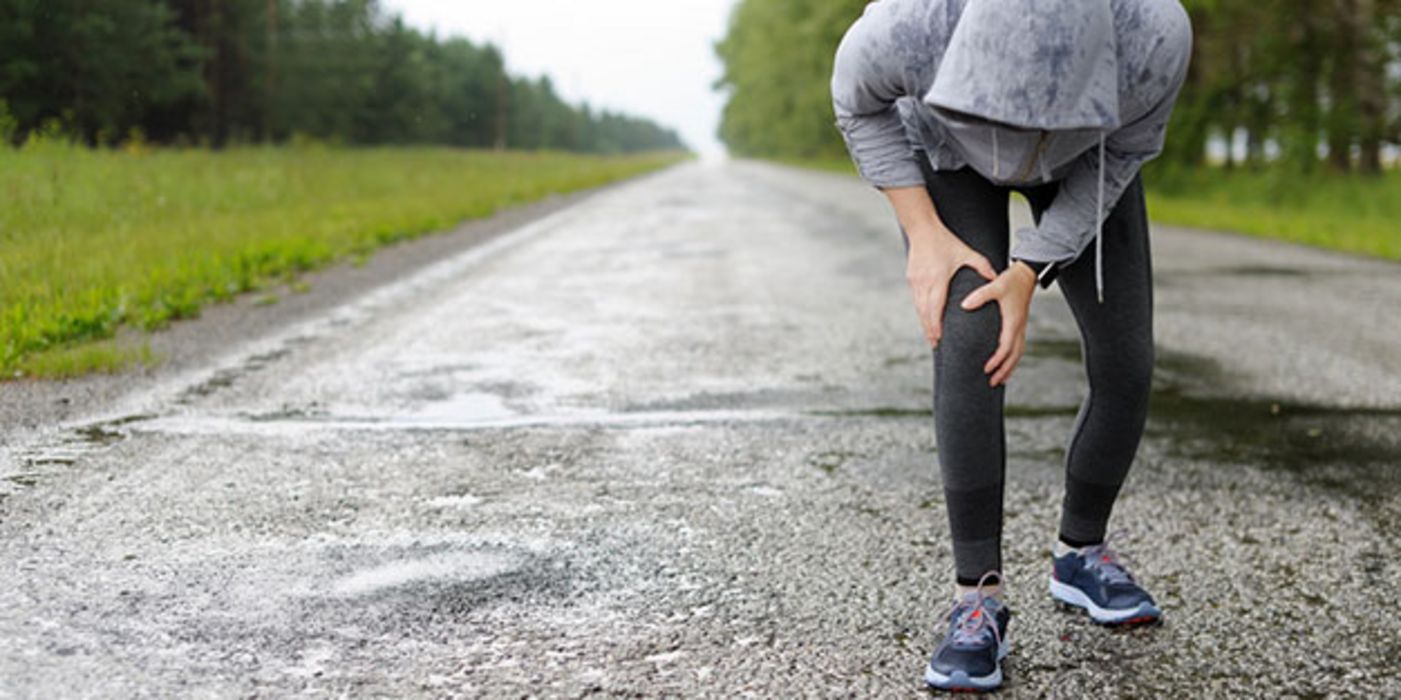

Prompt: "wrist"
[1010,259,1039,286]
[1011,256,1059,289]
[905,227,954,260]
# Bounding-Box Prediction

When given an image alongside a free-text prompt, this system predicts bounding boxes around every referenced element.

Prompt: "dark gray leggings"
[904,160,1155,585]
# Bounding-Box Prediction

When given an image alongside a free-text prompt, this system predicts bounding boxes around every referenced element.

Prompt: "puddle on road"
[410,391,517,422]
[1214,264,1312,277]
[1026,338,1400,505]
[1147,386,1401,498]
[1133,343,1400,503]
[1155,265,1317,288]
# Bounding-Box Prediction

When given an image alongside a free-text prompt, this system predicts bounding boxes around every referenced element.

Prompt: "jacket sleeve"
[1009,13,1193,267]
[830,4,925,190]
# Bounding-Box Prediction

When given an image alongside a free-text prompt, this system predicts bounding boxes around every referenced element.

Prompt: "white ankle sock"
[954,582,1003,601]
[1054,539,1102,558]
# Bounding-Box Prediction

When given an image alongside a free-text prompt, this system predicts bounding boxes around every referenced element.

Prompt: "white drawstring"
[1095,131,1105,304]
[991,127,999,179]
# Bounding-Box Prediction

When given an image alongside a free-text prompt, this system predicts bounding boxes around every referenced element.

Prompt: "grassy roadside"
[1,143,687,379]
[1143,167,1401,262]
[775,156,1401,262]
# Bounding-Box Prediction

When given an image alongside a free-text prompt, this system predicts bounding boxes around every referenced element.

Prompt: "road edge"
[0,163,683,435]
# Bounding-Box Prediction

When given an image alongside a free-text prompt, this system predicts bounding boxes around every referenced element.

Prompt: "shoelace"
[1079,530,1137,586]
[944,571,1003,647]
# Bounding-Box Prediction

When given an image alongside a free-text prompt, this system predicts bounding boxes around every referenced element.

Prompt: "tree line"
[0,0,684,153]
[715,0,1400,175]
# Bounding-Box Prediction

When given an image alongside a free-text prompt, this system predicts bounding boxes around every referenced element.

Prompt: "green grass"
[1143,166,1401,262]
[17,337,160,379]
[0,142,685,379]
[771,155,856,175]
[775,156,1401,262]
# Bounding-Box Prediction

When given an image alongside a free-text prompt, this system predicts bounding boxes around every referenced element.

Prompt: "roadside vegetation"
[0,142,684,378]
[782,157,1401,262]
[0,1,689,380]
[1144,168,1401,261]
[715,0,1401,260]
[1,1,684,153]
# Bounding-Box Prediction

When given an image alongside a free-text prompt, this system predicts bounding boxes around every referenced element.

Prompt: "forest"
[715,0,1401,175]
[0,0,684,153]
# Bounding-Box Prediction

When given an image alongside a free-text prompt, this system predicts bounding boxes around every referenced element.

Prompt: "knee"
[937,269,1001,368]
[942,268,1001,340]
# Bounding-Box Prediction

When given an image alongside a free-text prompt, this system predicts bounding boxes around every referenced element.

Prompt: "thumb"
[967,254,997,282]
[961,283,991,311]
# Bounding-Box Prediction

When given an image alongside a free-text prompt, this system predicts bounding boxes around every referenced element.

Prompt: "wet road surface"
[2,161,1398,697]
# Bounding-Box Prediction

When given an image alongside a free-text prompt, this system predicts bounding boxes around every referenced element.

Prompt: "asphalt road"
[2,160,1398,697]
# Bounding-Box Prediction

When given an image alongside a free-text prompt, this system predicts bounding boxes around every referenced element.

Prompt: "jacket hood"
[924,0,1120,131]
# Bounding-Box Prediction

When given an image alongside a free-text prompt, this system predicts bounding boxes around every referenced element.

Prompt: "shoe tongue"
[1094,560,1131,585]
[952,596,998,635]
[952,612,988,644]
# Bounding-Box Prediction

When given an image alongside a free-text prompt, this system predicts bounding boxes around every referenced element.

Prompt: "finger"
[926,281,949,345]
[966,253,998,282]
[985,307,1024,372]
[960,280,996,311]
[986,321,1014,376]
[985,331,1011,374]
[992,334,1027,386]
[991,333,1025,383]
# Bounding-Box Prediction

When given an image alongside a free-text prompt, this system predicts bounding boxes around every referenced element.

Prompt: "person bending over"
[830,0,1192,691]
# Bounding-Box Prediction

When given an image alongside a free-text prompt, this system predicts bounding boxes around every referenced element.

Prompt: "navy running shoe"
[924,575,1011,692]
[1049,538,1161,626]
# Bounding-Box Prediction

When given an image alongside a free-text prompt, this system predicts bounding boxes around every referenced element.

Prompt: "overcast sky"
[388,0,739,157]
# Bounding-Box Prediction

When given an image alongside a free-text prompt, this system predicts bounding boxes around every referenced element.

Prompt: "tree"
[714,0,1401,174]
[0,0,203,144]
[0,0,684,152]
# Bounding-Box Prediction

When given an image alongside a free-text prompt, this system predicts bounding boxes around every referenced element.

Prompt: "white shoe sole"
[923,635,1010,691]
[1049,577,1161,624]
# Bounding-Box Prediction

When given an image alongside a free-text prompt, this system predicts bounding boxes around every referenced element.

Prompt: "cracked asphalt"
[1,160,1398,698]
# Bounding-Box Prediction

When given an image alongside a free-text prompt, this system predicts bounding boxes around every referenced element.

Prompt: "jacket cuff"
[1012,257,1060,289]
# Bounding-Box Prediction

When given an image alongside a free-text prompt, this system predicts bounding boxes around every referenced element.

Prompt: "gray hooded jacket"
[830,0,1192,302]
